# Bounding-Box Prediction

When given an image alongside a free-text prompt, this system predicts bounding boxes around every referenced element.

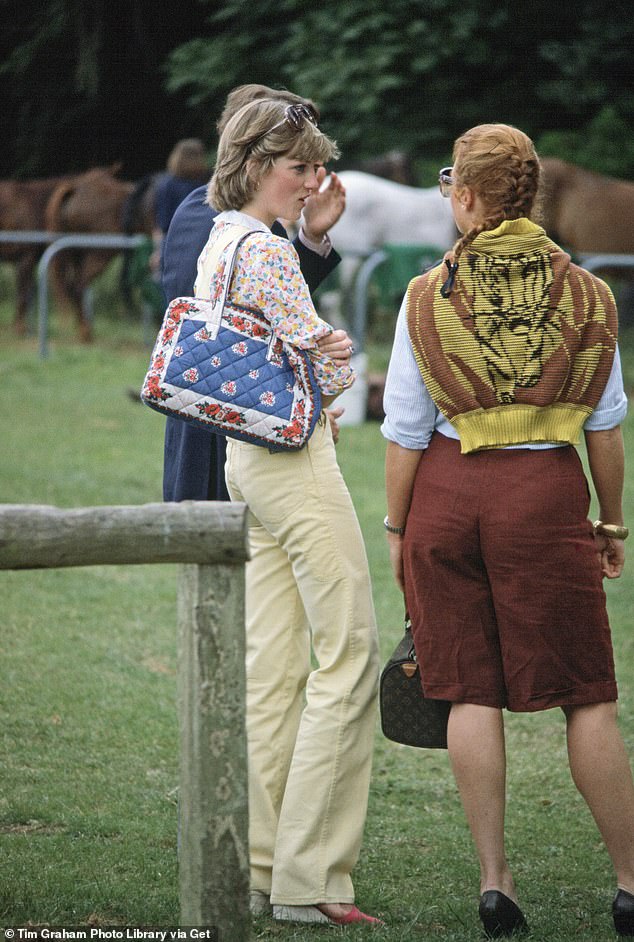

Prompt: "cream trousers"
[225,415,380,905]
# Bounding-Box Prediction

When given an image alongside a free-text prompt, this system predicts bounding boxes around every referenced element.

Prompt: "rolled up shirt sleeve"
[584,345,628,430]
[381,295,438,450]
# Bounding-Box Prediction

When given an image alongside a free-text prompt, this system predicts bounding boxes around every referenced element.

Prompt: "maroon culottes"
[403,433,617,712]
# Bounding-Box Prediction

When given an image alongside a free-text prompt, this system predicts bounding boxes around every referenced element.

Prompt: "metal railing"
[36,232,147,357]
[0,230,149,357]
[3,231,634,360]
[579,254,634,274]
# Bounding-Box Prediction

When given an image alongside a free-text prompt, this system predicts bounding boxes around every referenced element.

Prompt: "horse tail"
[44,178,77,232]
[43,179,84,305]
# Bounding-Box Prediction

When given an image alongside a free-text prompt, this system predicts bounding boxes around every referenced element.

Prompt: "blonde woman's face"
[247,156,323,226]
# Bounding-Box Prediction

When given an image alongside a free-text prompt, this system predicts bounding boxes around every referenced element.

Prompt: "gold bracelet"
[593,520,629,541]
[384,515,405,535]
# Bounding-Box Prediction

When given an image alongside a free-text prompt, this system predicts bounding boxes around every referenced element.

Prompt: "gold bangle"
[384,515,405,536]
[593,520,629,541]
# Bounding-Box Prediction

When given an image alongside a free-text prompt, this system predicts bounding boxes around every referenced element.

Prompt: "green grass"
[1,284,634,940]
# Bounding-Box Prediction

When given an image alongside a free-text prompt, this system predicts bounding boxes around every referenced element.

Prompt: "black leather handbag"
[379,616,451,749]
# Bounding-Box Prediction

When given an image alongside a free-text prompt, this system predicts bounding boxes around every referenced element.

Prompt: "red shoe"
[328,905,385,927]
[273,903,385,927]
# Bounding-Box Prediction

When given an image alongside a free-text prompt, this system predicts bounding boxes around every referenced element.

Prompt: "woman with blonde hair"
[196,97,382,928]
[383,123,634,936]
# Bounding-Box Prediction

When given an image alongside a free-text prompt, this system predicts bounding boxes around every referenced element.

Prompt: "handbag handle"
[202,229,256,341]
[203,229,282,364]
[401,611,418,677]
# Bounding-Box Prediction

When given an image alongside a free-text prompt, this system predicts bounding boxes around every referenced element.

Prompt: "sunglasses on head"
[439,166,454,198]
[250,104,318,148]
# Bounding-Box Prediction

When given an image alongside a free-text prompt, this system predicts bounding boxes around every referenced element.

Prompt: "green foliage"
[165,0,634,178]
[5,0,634,181]
[536,107,634,179]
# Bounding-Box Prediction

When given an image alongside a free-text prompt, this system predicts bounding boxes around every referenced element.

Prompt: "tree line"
[3,0,634,184]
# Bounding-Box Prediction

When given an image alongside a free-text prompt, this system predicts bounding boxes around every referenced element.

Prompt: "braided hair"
[441,124,542,296]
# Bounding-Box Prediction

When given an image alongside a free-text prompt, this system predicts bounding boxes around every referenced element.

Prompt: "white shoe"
[273,904,332,924]
[250,890,272,915]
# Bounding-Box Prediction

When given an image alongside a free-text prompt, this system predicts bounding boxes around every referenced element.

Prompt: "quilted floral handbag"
[141,231,322,451]
[380,615,451,749]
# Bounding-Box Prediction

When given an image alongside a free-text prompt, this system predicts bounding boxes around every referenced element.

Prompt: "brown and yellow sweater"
[407,218,618,453]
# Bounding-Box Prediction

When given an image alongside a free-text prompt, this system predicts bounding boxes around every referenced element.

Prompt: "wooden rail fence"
[0,501,251,940]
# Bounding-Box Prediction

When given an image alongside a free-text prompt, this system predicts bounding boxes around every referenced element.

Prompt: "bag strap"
[195,226,259,340]
[400,612,418,677]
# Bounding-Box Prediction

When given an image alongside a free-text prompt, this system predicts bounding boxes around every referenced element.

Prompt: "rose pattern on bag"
[259,391,275,406]
[174,346,184,357]
[183,368,199,383]
[220,380,236,396]
[144,372,169,401]
[231,341,248,356]
[196,402,246,426]
[161,319,179,344]
[194,327,212,342]
[227,312,268,339]
[160,299,197,342]
[211,355,222,368]
[206,258,227,306]
[272,398,307,443]
[167,300,193,320]
[249,369,260,380]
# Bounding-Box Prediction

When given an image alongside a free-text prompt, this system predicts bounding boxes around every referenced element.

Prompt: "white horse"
[325,169,456,256]
[314,170,456,330]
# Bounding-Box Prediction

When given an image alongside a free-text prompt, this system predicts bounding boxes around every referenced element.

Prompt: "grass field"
[1,285,634,941]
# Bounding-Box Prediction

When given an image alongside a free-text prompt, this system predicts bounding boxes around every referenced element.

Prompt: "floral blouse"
[195,210,354,396]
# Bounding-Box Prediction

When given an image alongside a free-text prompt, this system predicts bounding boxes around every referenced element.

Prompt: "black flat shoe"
[614,889,634,936]
[479,891,528,938]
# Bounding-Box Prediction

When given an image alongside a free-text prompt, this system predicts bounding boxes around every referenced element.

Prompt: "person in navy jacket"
[161,84,346,503]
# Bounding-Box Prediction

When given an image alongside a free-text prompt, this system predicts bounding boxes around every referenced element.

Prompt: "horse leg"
[14,251,37,335]
[50,251,91,341]
[75,250,115,343]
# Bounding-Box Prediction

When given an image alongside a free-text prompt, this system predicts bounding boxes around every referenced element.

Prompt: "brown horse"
[45,166,156,341]
[540,158,634,323]
[540,158,634,254]
[0,175,77,334]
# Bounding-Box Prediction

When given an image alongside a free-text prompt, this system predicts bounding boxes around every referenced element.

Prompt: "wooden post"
[177,563,249,937]
[0,502,251,940]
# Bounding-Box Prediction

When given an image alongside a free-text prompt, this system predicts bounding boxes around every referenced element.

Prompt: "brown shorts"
[403,433,617,712]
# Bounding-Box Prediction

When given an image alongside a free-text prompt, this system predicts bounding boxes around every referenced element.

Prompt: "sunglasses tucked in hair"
[439,167,454,198]
[250,103,318,148]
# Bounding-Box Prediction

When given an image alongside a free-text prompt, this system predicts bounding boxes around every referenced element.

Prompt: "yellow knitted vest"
[407,219,618,453]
